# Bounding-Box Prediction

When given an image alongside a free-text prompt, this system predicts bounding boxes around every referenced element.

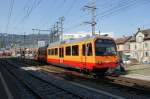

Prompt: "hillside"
[0,33,50,50]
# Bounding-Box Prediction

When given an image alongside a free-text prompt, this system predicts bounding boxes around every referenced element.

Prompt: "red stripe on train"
[47,58,117,70]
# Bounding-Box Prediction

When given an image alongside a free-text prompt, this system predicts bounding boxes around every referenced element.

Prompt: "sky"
[0,0,150,37]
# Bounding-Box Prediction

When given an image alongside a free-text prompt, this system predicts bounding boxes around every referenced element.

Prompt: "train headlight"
[97,61,102,64]
[116,60,119,64]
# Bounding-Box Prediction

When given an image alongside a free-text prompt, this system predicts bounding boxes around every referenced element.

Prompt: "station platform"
[123,74,150,82]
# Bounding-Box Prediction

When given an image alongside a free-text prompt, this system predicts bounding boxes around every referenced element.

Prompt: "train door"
[59,47,64,64]
[86,42,93,70]
[81,44,86,69]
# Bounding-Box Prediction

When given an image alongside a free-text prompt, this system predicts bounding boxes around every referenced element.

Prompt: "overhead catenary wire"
[64,0,77,17]
[23,0,43,22]
[41,0,88,34]
[64,0,145,33]
[96,0,150,19]
[63,0,93,33]
[96,0,138,17]
[65,22,85,32]
[40,0,67,29]
[64,0,128,33]
[23,0,31,12]
[5,0,15,33]
[11,0,31,31]
[14,0,43,29]
[65,0,130,33]
[96,0,150,36]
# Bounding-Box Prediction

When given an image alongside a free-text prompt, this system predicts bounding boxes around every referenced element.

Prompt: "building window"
[138,36,143,42]
[145,52,149,57]
[66,46,71,56]
[118,45,119,50]
[145,34,148,37]
[72,45,79,56]
[135,45,136,50]
[145,43,148,49]
[87,43,92,56]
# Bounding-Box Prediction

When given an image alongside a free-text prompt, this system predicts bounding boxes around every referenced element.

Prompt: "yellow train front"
[47,36,119,75]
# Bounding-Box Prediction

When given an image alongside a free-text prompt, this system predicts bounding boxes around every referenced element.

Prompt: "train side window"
[48,49,51,55]
[87,43,92,56]
[72,45,79,56]
[50,49,52,55]
[62,48,64,57]
[66,46,71,56]
[52,49,55,55]
[59,48,64,58]
[82,44,86,56]
[51,49,53,55]
[59,48,61,57]
[55,48,58,55]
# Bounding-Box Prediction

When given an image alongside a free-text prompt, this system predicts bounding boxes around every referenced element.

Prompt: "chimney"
[123,35,126,38]
[138,28,141,32]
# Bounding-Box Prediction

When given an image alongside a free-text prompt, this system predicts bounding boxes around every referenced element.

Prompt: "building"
[115,36,132,59]
[63,32,114,40]
[129,28,150,63]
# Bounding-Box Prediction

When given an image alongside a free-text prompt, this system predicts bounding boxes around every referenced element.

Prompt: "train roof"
[48,35,113,48]
[38,45,48,49]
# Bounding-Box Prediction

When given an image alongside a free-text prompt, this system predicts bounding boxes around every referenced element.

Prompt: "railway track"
[21,58,150,90]
[14,58,150,98]
[40,65,150,95]
[0,58,125,99]
[0,64,40,99]
[11,58,150,91]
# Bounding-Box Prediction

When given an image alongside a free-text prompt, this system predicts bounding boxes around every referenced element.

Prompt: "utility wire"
[23,0,31,12]
[97,0,148,18]
[15,0,43,29]
[64,0,94,33]
[64,0,76,17]
[65,22,84,32]
[41,0,66,28]
[12,0,31,29]
[64,0,140,33]
[21,0,43,23]
[5,0,15,33]
[96,0,135,17]
[96,0,150,33]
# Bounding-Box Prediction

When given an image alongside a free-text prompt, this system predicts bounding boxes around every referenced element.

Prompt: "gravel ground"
[6,58,150,99]
[3,58,124,99]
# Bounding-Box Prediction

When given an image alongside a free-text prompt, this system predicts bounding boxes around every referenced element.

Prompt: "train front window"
[95,39,117,56]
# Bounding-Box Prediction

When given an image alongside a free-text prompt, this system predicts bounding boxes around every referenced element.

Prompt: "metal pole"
[99,30,100,36]
[59,17,65,42]
[83,0,97,36]
[56,21,59,41]
[32,29,35,58]
[38,30,40,48]
[23,32,26,60]
[91,0,96,36]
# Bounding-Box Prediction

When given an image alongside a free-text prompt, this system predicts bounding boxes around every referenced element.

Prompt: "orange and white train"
[37,36,119,75]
